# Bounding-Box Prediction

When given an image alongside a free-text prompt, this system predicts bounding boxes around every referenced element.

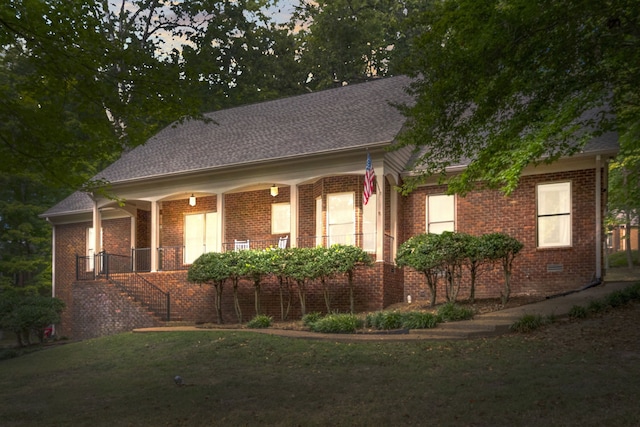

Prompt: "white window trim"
[537,181,572,248]
[426,194,455,234]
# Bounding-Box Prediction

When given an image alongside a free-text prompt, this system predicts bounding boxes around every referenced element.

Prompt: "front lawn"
[1,301,640,426]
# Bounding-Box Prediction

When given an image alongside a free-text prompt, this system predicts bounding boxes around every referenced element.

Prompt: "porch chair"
[278,235,289,249]
[234,239,250,251]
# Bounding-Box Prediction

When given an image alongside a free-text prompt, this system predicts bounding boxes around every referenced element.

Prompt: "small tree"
[187,252,231,324]
[330,244,373,313]
[461,233,493,303]
[438,232,468,303]
[314,247,338,313]
[268,248,294,321]
[396,234,444,307]
[241,250,273,316]
[483,233,524,305]
[285,248,317,316]
[0,289,65,346]
[226,251,246,323]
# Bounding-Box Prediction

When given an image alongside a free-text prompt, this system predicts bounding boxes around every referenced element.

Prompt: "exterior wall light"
[270,185,278,197]
[189,194,196,207]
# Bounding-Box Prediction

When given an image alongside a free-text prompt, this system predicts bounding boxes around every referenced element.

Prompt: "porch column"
[375,164,385,263]
[92,198,102,255]
[217,193,225,252]
[389,176,398,263]
[290,184,298,248]
[150,200,159,272]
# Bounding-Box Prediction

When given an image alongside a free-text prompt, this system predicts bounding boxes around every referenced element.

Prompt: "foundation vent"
[547,264,564,273]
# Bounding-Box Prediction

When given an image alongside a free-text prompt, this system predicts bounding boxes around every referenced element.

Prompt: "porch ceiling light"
[189,194,196,207]
[270,184,278,197]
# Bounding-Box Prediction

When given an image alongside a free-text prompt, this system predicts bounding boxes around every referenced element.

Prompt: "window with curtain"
[537,182,571,247]
[184,212,218,264]
[271,203,291,234]
[327,192,355,246]
[426,194,455,234]
[362,194,377,252]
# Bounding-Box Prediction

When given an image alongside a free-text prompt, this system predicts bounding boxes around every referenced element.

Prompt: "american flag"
[363,153,375,205]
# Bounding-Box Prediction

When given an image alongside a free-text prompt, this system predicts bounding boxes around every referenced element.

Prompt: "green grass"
[1,320,640,426]
[608,249,640,267]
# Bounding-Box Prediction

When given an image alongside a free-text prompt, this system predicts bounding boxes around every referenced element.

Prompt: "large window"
[362,194,377,252]
[327,192,355,246]
[426,194,455,234]
[271,203,291,234]
[184,212,218,264]
[537,182,571,247]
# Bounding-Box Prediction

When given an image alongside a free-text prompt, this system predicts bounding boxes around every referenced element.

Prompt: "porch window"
[271,203,291,234]
[426,194,455,234]
[327,192,355,246]
[184,212,218,264]
[537,182,571,247]
[362,194,377,252]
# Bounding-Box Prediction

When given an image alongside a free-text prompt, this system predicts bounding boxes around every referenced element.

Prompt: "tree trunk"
[625,212,633,269]
[215,282,224,324]
[348,271,355,314]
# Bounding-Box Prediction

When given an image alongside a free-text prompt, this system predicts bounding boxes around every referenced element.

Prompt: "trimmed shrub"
[247,314,272,329]
[587,299,608,314]
[437,302,474,322]
[510,314,547,333]
[310,313,362,334]
[401,312,440,329]
[301,312,322,327]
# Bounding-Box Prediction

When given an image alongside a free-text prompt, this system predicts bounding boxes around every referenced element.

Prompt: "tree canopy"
[397,0,638,195]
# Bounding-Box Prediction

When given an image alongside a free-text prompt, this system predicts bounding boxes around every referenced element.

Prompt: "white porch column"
[375,165,385,263]
[389,177,398,263]
[92,198,102,255]
[217,193,225,252]
[290,184,298,248]
[150,200,159,272]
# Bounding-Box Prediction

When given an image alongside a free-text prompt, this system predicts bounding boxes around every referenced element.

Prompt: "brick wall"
[72,280,162,340]
[402,169,604,302]
[161,196,217,247]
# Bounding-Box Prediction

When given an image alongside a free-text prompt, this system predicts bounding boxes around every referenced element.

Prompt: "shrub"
[510,314,546,333]
[247,314,272,329]
[568,305,588,319]
[605,290,629,308]
[310,313,362,334]
[437,302,474,322]
[401,312,440,329]
[587,299,608,314]
[301,312,322,327]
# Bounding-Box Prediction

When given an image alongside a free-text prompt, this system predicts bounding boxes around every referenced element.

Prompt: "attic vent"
[547,264,564,273]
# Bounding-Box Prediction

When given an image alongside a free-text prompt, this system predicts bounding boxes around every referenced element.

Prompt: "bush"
[568,305,588,319]
[510,314,549,333]
[587,299,608,314]
[436,302,474,322]
[309,313,362,334]
[301,312,322,327]
[605,290,629,308]
[247,314,272,329]
[364,311,404,330]
[401,312,440,329]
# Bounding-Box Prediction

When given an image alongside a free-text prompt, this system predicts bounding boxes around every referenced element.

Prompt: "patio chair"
[234,239,250,251]
[278,235,289,249]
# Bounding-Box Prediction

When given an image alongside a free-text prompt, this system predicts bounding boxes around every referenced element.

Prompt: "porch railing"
[108,272,171,321]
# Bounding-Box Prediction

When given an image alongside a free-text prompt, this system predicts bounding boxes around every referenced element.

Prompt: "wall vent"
[547,264,564,273]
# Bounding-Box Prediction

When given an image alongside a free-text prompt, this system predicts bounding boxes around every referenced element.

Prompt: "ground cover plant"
[2,289,640,426]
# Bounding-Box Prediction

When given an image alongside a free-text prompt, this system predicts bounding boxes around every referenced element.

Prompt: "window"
[426,194,455,234]
[184,212,218,264]
[362,194,377,252]
[327,192,355,246]
[537,182,571,247]
[271,203,291,234]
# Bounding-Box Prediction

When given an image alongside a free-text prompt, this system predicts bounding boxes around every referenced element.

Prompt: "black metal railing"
[158,246,188,271]
[109,272,171,321]
[132,248,151,272]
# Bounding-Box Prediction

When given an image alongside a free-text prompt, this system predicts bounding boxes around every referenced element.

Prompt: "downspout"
[595,155,602,281]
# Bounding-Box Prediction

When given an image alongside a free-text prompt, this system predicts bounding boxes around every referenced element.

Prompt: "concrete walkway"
[133,280,639,342]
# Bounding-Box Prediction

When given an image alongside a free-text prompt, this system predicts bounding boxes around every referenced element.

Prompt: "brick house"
[41,76,618,339]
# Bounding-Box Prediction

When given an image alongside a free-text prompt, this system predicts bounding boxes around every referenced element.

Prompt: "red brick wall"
[225,188,290,245]
[402,169,604,302]
[136,209,150,248]
[161,196,217,247]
